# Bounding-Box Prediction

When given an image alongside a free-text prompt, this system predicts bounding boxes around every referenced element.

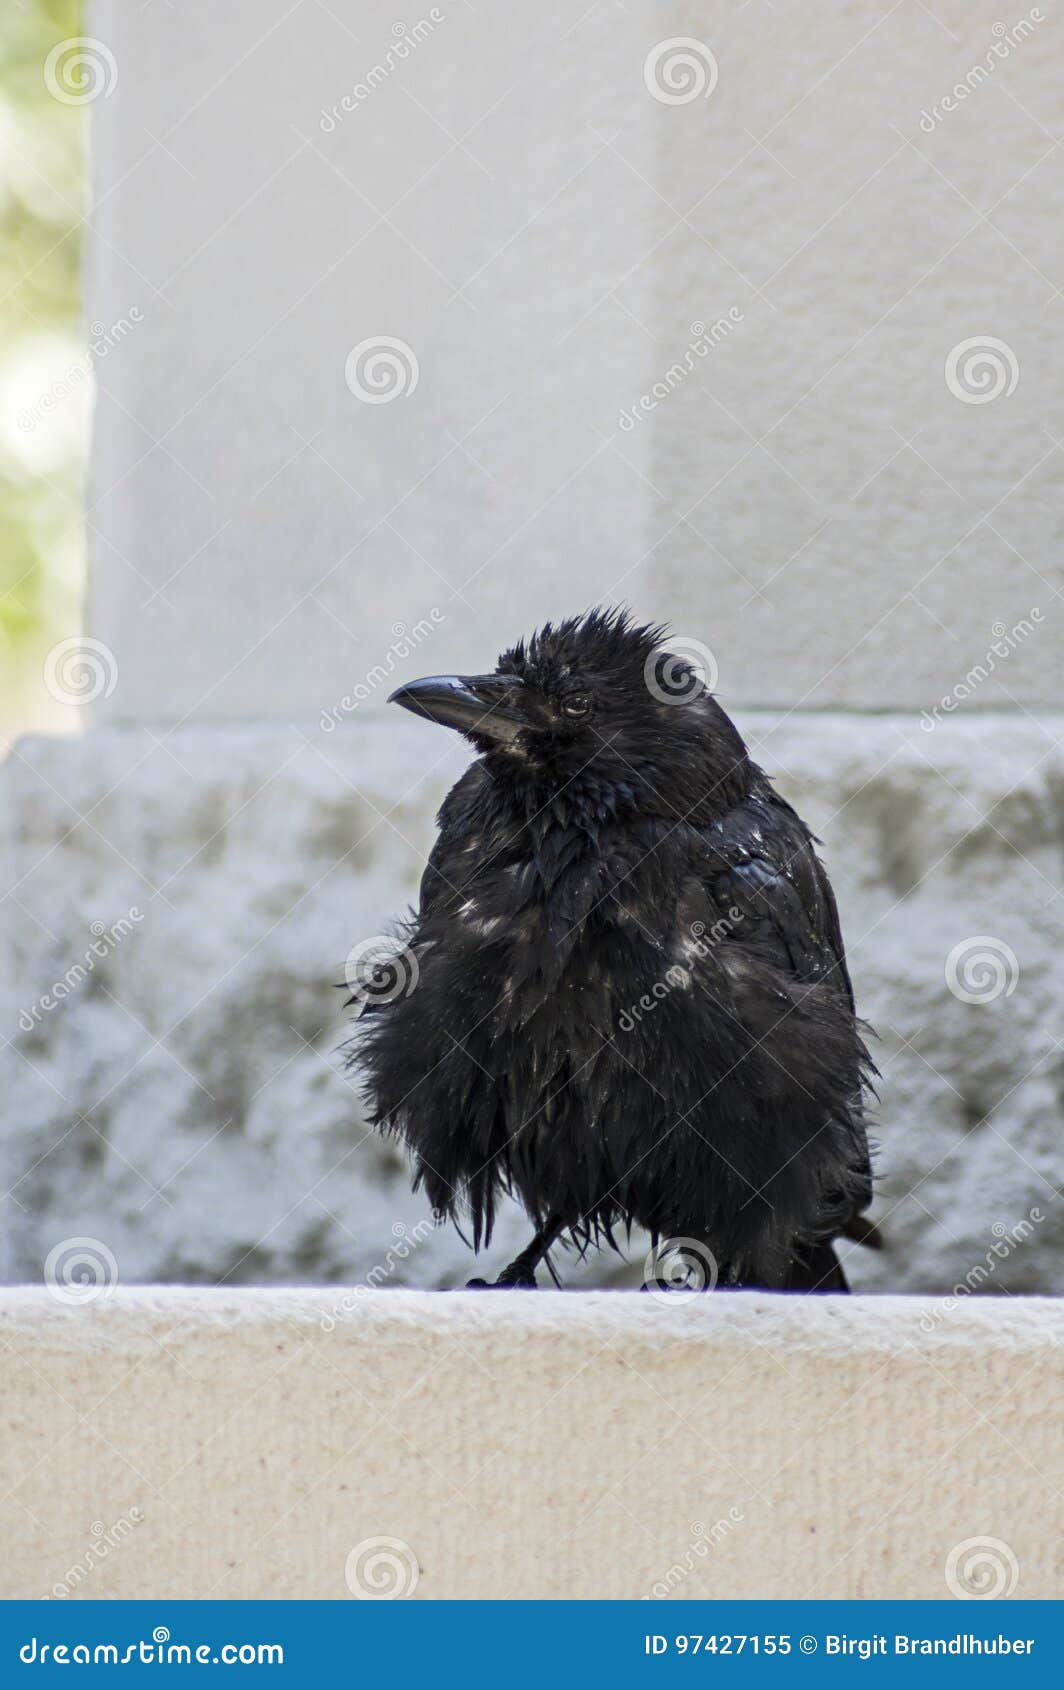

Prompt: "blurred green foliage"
[0,0,85,676]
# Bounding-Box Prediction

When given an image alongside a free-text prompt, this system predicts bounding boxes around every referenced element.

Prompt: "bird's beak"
[388,673,527,744]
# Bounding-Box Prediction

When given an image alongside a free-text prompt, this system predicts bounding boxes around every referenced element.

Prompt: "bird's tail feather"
[788,1241,850,1293]
[839,1211,884,1250]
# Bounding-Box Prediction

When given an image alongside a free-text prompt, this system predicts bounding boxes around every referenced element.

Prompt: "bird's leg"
[466,1215,565,1289]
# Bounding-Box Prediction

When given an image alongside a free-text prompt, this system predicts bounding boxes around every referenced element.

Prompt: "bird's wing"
[700,791,853,1003]
[694,790,875,1222]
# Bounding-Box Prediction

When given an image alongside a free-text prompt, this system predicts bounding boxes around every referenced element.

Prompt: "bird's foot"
[465,1268,537,1289]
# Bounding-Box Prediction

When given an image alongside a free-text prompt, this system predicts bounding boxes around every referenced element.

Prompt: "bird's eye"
[561,694,591,719]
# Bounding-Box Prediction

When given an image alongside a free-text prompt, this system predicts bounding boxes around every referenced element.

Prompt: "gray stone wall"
[5,712,1061,1293]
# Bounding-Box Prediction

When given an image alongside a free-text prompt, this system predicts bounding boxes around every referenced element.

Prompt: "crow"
[352,609,877,1293]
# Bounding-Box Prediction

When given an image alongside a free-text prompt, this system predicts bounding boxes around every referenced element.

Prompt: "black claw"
[464,1272,536,1289]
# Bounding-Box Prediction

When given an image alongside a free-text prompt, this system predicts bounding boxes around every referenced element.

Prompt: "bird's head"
[388,608,750,813]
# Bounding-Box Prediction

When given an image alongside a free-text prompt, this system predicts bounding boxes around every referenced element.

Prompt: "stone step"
[2,1287,1059,1599]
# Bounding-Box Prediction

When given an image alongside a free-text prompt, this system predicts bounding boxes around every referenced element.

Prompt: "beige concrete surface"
[1,1289,1060,1600]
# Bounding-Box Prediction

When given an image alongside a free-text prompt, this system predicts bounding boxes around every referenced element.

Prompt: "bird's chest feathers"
[436,810,682,1021]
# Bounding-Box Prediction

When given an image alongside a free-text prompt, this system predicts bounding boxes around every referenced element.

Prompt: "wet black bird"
[353,609,876,1293]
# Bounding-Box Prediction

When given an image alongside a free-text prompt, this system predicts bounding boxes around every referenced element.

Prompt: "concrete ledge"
[1,1290,1061,1600]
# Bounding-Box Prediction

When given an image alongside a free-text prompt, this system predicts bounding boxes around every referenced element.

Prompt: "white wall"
[85,0,1062,718]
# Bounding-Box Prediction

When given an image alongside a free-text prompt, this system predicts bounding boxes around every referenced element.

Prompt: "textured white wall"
[2,1290,1061,1600]
[85,0,1063,718]
[4,713,1062,1294]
